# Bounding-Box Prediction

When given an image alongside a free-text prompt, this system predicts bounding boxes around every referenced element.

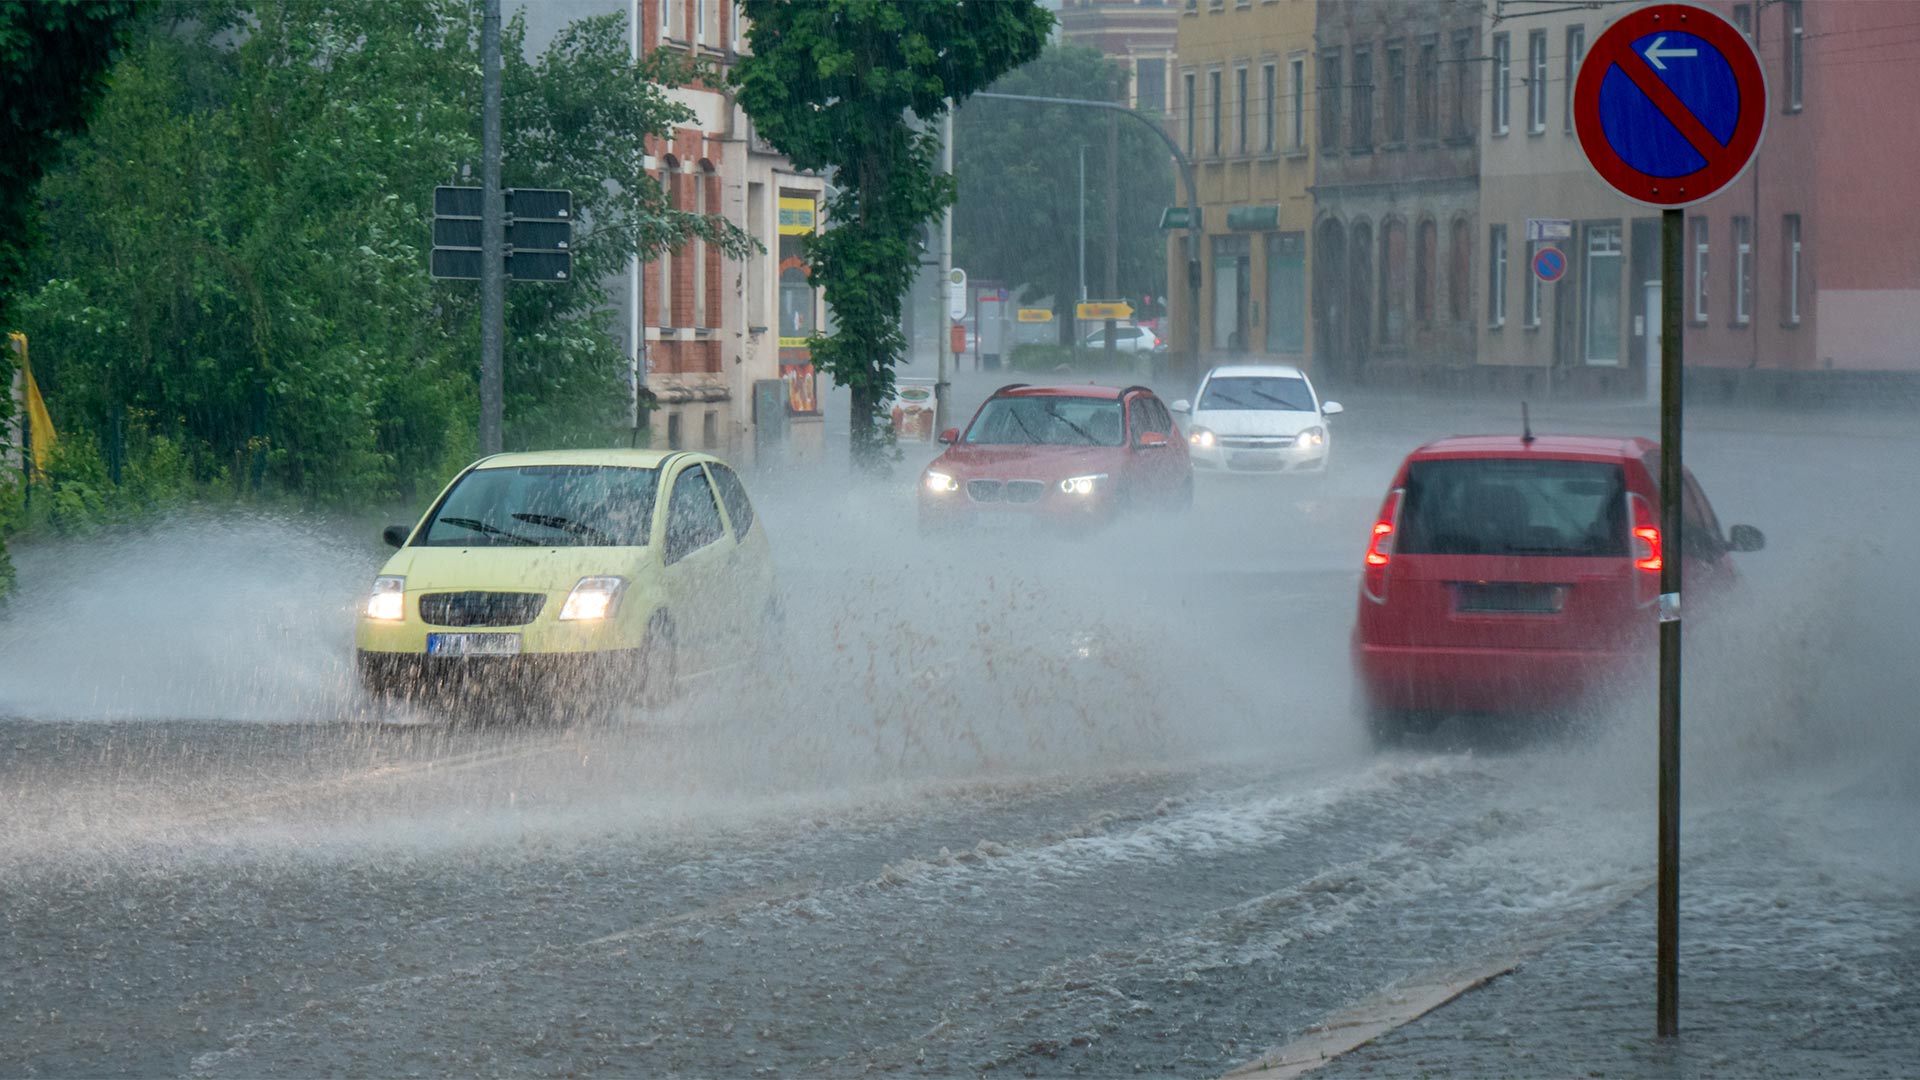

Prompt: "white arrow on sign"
[1642,35,1698,70]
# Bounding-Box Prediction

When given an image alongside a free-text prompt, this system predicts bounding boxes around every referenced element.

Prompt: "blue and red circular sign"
[1574,4,1767,208]
[1532,245,1568,283]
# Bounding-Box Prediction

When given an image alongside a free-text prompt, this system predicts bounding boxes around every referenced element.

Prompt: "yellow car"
[355,449,775,712]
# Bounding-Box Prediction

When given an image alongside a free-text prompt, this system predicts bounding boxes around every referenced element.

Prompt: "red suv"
[1352,434,1764,744]
[919,383,1192,530]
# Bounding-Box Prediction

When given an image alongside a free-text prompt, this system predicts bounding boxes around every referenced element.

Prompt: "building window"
[1289,55,1306,149]
[1732,3,1752,37]
[1782,214,1802,325]
[1492,32,1511,136]
[1185,71,1197,157]
[1786,1,1804,111]
[1585,224,1623,364]
[1488,223,1507,327]
[1451,31,1473,138]
[1319,50,1342,151]
[1210,69,1223,156]
[695,0,706,44]
[1733,215,1752,325]
[1691,217,1709,323]
[1450,218,1470,322]
[732,1,742,53]
[1351,48,1373,151]
[1137,58,1168,114]
[1416,219,1436,326]
[1416,38,1438,140]
[1262,62,1277,152]
[1527,30,1547,134]
[1236,66,1250,154]
[1525,240,1543,328]
[1563,25,1585,133]
[1380,220,1406,346]
[1386,44,1406,145]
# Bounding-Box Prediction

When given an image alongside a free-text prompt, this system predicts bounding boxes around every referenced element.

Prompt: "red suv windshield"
[964,397,1125,446]
[1396,458,1628,557]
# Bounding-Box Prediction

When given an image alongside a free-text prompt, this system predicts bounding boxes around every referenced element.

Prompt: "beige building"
[1057,0,1181,116]
[1171,0,1319,371]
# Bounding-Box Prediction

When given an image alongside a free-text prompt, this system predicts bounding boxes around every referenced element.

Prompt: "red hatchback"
[919,383,1192,530]
[1352,434,1764,744]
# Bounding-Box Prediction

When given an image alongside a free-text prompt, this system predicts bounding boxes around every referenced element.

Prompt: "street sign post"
[1531,245,1568,283]
[1573,3,1766,1040]
[946,268,968,322]
[1016,308,1052,324]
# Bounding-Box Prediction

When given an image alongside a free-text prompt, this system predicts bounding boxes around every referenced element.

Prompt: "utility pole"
[1104,107,1118,366]
[1077,144,1087,305]
[478,0,505,456]
[628,0,646,445]
[936,107,954,434]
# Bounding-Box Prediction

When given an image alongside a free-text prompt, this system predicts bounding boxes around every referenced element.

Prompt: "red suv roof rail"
[1115,385,1154,400]
[990,383,1032,397]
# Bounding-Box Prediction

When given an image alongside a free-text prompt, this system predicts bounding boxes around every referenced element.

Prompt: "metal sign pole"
[478,0,505,456]
[1657,205,1684,1038]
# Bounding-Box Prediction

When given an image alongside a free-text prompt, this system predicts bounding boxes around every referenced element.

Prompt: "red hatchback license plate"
[1452,582,1568,614]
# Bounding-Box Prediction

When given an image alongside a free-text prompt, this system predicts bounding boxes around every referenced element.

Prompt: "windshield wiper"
[512,513,616,545]
[438,516,539,546]
[1250,388,1310,410]
[1051,413,1099,445]
[1006,410,1041,444]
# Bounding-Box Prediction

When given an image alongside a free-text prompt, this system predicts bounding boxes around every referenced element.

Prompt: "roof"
[995,383,1127,400]
[472,448,695,470]
[1205,363,1307,380]
[1410,434,1658,461]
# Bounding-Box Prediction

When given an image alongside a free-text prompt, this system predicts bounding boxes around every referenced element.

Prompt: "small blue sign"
[1532,245,1568,284]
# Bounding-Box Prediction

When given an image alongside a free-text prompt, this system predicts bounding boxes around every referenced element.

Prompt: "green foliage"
[732,0,1050,469]
[953,45,1173,346]
[17,0,748,512]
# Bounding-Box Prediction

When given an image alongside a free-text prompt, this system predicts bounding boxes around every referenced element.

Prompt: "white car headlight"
[559,576,627,621]
[925,470,959,494]
[1058,473,1107,496]
[365,576,406,621]
[1298,425,1327,448]
[1190,427,1216,449]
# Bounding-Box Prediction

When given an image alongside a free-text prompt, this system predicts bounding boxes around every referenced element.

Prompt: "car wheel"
[1364,705,1435,750]
[637,612,680,709]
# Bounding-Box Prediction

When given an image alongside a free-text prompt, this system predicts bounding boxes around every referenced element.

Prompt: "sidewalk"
[1240,790,1920,1079]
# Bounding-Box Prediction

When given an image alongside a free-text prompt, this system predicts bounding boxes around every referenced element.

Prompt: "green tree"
[731,0,1051,469]
[0,0,143,596]
[952,44,1173,346]
[17,0,748,506]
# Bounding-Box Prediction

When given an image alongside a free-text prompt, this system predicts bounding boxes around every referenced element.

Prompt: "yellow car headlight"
[365,576,406,621]
[925,470,959,494]
[559,576,627,621]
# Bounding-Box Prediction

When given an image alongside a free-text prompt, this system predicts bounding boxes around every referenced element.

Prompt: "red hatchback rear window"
[1396,458,1627,557]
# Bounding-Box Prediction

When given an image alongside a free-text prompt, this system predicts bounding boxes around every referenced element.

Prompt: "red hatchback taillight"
[1628,493,1662,606]
[1362,489,1403,604]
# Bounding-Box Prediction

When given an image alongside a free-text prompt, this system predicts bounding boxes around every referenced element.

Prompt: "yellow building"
[1170,0,1318,373]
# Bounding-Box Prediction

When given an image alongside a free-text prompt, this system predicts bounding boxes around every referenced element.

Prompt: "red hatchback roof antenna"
[1521,401,1536,446]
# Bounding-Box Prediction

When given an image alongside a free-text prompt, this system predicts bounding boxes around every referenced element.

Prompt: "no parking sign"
[1573,4,1766,207]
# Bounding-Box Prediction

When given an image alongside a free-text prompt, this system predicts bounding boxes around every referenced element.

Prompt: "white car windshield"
[419,465,661,547]
[1199,376,1316,412]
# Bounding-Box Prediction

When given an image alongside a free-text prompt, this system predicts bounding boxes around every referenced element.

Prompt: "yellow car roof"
[471,448,696,470]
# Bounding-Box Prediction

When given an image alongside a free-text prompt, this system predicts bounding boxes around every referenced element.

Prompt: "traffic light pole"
[478,0,505,456]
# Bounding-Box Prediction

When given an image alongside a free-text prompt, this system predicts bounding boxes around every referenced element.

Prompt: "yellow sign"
[1017,308,1052,323]
[777,196,816,235]
[1075,301,1133,321]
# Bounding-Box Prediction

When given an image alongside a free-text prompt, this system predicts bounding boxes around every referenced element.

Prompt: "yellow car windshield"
[418,465,661,547]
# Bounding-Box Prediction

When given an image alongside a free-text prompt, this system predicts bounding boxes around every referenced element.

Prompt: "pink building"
[1682,0,1920,391]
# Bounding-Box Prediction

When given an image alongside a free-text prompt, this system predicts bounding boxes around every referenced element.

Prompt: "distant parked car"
[1080,323,1164,353]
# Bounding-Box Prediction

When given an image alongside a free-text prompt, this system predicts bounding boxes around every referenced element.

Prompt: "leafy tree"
[953,44,1173,346]
[17,0,748,505]
[0,0,143,597]
[731,0,1051,469]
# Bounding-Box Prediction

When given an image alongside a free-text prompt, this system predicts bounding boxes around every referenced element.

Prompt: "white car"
[1080,323,1164,353]
[1171,364,1343,475]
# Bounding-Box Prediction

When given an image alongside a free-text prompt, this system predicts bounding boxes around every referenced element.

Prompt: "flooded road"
[3,388,1915,1077]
